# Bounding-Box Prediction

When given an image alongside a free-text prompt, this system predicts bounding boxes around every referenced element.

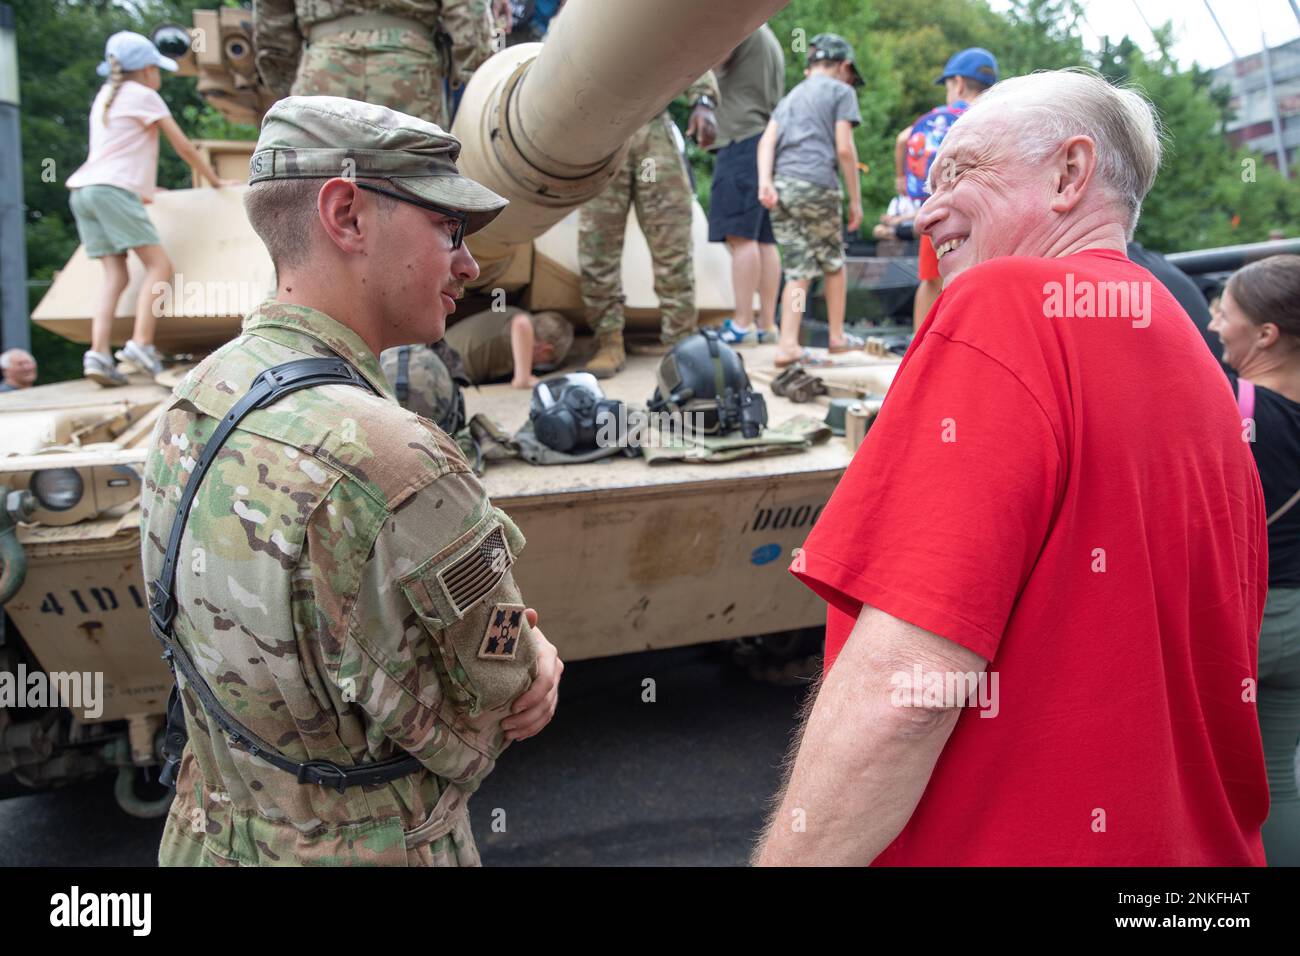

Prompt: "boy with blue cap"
[892,47,998,325]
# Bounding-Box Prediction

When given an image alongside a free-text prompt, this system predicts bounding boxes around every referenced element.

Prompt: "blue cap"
[96,31,179,78]
[935,48,998,86]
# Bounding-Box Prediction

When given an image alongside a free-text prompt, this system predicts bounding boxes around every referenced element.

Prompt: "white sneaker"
[83,350,127,387]
[115,339,164,378]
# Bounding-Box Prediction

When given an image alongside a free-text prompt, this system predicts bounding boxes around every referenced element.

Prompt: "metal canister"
[846,402,874,451]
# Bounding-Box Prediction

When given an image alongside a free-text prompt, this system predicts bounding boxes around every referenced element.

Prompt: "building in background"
[1213,35,1300,175]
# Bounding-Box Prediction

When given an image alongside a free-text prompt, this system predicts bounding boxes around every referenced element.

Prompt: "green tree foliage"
[753,0,1090,231]
[1100,28,1299,249]
[710,0,1296,251]
[13,0,1298,378]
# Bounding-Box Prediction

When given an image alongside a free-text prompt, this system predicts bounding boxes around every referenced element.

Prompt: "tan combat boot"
[585,331,626,379]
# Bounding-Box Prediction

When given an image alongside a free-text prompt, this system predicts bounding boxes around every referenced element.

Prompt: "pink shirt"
[66,80,172,199]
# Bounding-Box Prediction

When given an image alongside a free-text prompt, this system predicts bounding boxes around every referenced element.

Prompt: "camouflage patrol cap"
[248,95,508,235]
[808,33,864,87]
[379,344,464,434]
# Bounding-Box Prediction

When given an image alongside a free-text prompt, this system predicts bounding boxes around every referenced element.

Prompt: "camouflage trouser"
[294,28,448,128]
[769,175,845,281]
[578,112,696,345]
[157,754,482,867]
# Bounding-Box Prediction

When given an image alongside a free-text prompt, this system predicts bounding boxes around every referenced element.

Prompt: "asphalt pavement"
[0,644,811,866]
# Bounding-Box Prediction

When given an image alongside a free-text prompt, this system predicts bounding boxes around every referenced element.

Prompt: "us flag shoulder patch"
[438,525,511,617]
[479,603,526,661]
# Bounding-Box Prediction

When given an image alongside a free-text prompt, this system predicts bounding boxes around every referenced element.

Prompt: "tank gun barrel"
[454,0,787,285]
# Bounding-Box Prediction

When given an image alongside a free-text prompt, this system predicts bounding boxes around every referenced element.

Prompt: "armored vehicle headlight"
[151,24,192,58]
[30,468,85,512]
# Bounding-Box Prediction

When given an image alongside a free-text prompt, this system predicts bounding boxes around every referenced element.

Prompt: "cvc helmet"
[380,344,466,435]
[649,329,768,437]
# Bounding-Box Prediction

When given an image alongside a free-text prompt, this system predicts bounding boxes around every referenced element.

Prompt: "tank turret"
[31,0,784,351]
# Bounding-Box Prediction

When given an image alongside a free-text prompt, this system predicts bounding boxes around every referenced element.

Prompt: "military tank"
[4,0,852,813]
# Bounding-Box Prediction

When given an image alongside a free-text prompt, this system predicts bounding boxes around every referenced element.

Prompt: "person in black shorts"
[708,24,785,345]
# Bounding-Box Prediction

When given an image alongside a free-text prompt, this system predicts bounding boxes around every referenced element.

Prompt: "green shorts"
[769,175,845,281]
[69,184,161,258]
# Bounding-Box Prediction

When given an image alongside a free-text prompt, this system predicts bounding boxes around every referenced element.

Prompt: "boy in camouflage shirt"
[757,33,864,367]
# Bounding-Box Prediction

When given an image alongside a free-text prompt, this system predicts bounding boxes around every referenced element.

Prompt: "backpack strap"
[150,357,424,792]
[1235,378,1300,527]
[1236,377,1256,422]
[395,345,411,404]
[1268,488,1300,527]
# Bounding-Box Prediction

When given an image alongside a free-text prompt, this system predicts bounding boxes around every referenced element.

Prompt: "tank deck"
[471,341,899,505]
[3,343,903,667]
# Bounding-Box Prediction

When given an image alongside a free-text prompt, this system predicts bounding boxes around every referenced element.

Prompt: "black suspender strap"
[149,357,424,793]
[395,345,411,404]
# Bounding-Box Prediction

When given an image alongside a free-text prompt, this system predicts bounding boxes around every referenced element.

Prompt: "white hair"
[956,69,1164,237]
[0,349,32,370]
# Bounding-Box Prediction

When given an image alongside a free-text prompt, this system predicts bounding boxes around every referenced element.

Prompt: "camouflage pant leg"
[579,152,635,336]
[404,811,482,866]
[159,810,480,867]
[294,29,448,128]
[769,175,845,282]
[633,114,696,344]
[159,808,230,867]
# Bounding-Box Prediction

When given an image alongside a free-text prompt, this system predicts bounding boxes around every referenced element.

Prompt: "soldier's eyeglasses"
[354,182,469,250]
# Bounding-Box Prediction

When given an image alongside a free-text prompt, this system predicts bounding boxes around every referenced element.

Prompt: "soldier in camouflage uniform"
[254,0,496,128]
[578,74,719,378]
[140,96,562,866]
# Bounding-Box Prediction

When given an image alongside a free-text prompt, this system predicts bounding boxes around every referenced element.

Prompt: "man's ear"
[316,178,367,255]
[1049,135,1099,216]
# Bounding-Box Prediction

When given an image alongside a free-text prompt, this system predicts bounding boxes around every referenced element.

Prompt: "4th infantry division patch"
[479,603,526,661]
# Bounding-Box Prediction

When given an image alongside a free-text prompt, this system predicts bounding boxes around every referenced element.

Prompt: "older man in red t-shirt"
[754,71,1270,866]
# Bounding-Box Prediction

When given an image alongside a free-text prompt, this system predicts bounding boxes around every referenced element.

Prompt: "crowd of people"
[10,5,1298,868]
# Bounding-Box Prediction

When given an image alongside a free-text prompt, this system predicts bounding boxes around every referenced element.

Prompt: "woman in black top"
[1211,254,1300,865]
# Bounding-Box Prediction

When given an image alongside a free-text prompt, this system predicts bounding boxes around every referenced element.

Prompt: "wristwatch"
[693,95,716,111]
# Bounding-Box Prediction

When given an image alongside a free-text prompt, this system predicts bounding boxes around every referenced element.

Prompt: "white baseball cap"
[96,31,179,77]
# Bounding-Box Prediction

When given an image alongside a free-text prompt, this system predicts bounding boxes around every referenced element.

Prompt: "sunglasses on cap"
[353,182,468,250]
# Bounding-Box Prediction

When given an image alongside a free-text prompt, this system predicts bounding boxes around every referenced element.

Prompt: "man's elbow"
[880,661,990,737]
[882,699,963,740]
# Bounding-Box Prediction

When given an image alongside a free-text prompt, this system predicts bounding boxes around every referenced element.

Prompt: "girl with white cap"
[66,31,236,386]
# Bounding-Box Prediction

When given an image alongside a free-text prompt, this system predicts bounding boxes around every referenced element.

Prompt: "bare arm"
[894,124,911,193]
[836,120,862,232]
[509,313,537,389]
[754,602,988,866]
[156,116,230,187]
[757,118,778,209]
[493,0,513,33]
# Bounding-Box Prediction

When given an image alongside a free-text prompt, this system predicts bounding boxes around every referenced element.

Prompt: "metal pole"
[1259,33,1291,179]
[0,3,30,353]
[1203,0,1239,62]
